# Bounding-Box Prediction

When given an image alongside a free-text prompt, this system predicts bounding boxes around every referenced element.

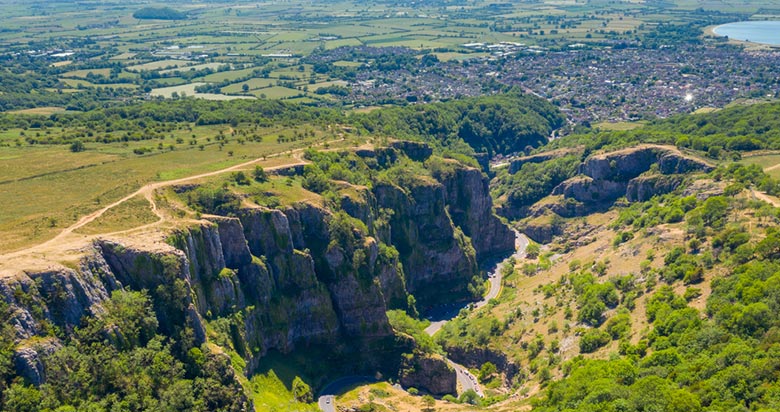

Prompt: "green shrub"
[579,328,611,353]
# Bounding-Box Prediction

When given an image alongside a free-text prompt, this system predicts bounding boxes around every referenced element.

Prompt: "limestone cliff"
[440,166,515,261]
[399,353,456,396]
[334,156,513,305]
[513,145,713,243]
[3,208,398,385]
[508,147,583,174]
[551,145,712,208]
[374,179,477,306]
[0,145,512,392]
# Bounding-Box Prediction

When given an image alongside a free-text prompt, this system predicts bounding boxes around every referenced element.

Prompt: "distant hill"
[132,7,187,20]
[353,93,565,158]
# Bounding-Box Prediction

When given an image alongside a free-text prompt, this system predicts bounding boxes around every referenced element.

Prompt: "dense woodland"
[553,102,780,156]
[352,93,565,157]
[0,93,562,163]
[0,291,248,412]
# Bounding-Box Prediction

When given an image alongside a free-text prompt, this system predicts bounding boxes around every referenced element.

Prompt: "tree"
[422,395,436,412]
[579,328,611,353]
[253,165,268,183]
[478,362,497,382]
[458,389,480,405]
[578,299,607,326]
[605,312,631,340]
[232,171,250,185]
[292,376,313,403]
[100,290,158,350]
[525,242,541,259]
[756,233,780,260]
[69,140,85,152]
[3,383,42,412]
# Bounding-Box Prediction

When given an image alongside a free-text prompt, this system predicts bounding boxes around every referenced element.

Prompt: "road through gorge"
[318,230,529,411]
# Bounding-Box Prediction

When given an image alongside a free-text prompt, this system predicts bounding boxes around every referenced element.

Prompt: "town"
[344,43,780,126]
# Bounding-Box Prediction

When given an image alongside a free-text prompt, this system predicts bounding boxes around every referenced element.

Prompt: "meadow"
[0,120,351,253]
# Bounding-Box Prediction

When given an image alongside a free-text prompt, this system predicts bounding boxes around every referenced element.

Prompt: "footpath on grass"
[0,139,350,274]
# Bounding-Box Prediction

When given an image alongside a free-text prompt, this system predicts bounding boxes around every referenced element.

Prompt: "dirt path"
[745,162,780,207]
[59,153,307,239]
[765,163,780,172]
[0,140,336,271]
[751,189,780,207]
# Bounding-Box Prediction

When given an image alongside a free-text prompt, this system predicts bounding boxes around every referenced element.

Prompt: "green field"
[252,86,302,99]
[0,119,343,253]
[742,154,780,178]
[127,60,192,72]
[159,62,227,74]
[61,68,112,78]
[61,79,138,89]
[0,0,754,106]
[221,78,277,93]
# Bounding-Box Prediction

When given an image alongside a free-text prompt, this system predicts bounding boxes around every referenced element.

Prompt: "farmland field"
[221,78,277,93]
[0,0,761,107]
[127,60,193,72]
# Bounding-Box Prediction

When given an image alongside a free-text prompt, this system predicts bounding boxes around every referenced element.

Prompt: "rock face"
[0,154,511,387]
[374,180,473,305]
[389,140,433,162]
[515,145,713,243]
[626,175,683,202]
[441,167,515,261]
[399,353,456,396]
[553,145,712,206]
[441,344,521,386]
[508,147,582,174]
[0,260,113,343]
[372,163,513,305]
[13,338,61,386]
[522,216,564,244]
[552,176,627,203]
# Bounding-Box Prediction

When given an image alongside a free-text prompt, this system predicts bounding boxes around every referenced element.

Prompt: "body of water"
[713,21,780,46]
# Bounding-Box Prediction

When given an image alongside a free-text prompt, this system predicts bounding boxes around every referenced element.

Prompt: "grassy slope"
[0,123,341,253]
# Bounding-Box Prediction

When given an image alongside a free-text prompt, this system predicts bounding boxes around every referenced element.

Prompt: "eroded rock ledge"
[553,145,713,204]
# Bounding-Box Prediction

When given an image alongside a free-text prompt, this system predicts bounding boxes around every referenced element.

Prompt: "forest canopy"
[352,93,565,157]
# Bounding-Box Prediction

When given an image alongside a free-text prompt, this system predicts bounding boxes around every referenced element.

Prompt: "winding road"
[318,376,377,412]
[317,230,529,410]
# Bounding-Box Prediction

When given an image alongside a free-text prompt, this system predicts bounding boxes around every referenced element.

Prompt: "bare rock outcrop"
[552,145,713,207]
[13,338,61,386]
[552,176,627,203]
[626,174,684,202]
[508,147,582,174]
[440,344,521,386]
[441,166,515,261]
[399,353,456,396]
